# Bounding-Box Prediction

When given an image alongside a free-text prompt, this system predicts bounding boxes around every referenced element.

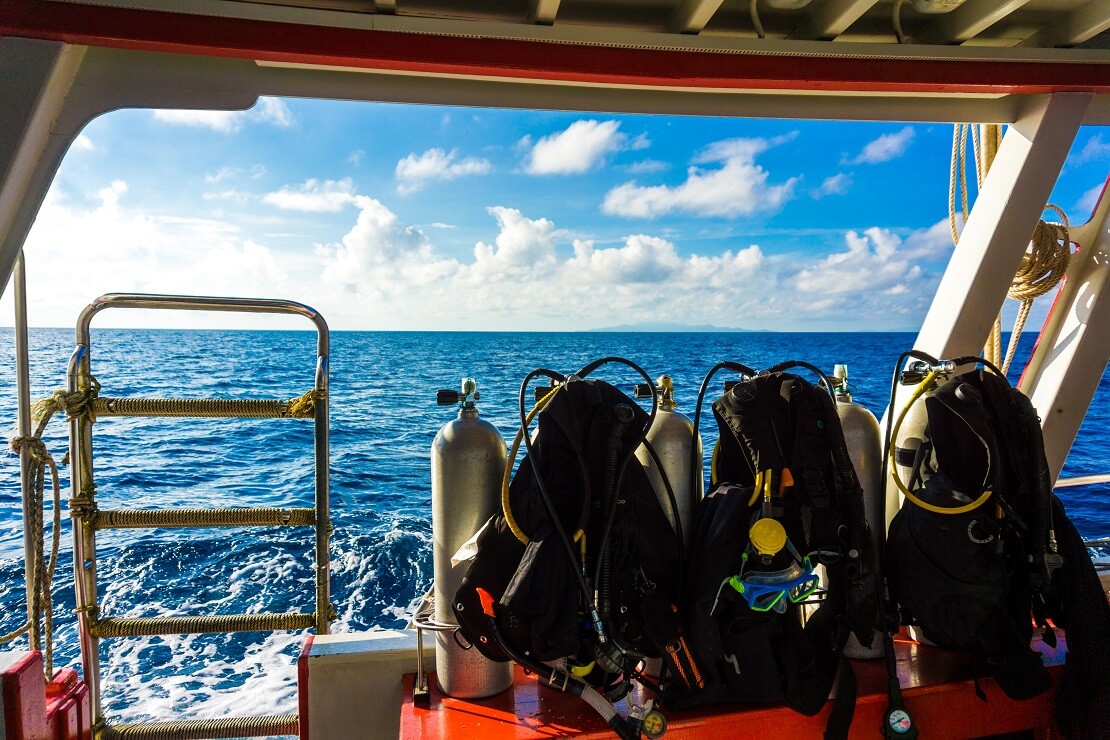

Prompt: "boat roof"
[3,0,1110,123]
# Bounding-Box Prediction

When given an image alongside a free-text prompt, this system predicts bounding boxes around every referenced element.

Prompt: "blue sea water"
[0,329,1105,724]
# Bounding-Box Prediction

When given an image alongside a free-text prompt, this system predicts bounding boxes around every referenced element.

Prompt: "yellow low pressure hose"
[503,385,562,544]
[888,371,993,515]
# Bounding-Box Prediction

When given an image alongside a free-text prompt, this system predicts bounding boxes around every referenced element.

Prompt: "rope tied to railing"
[948,124,1073,375]
[4,435,63,679]
[1,376,101,676]
[998,206,1071,373]
[283,388,325,418]
[90,388,325,419]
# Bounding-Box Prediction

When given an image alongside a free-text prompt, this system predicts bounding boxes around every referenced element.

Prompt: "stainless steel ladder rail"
[66,294,331,739]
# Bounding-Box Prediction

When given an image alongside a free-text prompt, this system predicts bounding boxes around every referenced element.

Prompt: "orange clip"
[476,587,497,617]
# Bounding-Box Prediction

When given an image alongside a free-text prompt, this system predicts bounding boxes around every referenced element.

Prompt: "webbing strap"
[824,654,857,740]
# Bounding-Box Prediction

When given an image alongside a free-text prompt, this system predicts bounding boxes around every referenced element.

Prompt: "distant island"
[590,322,762,332]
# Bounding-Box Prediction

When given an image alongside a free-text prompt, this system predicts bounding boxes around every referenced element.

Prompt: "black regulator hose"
[691,361,758,494]
[476,588,640,740]
[765,359,836,399]
[518,367,596,608]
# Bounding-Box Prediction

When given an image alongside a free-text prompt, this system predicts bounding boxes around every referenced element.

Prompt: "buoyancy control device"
[883,351,1110,737]
[452,357,698,739]
[430,377,513,698]
[670,360,880,739]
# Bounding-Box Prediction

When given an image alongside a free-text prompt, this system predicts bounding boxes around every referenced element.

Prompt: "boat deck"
[400,635,1065,739]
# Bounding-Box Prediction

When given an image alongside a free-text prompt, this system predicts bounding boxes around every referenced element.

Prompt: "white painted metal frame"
[1021,180,1110,479]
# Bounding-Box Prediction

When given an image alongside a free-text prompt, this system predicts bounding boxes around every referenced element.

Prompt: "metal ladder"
[65,294,331,740]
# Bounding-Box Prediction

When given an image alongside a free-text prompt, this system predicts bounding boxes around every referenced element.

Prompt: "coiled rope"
[0,387,86,677]
[949,123,1072,374]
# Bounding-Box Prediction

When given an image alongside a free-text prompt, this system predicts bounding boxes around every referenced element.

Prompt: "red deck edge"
[2,651,49,740]
[400,637,1068,740]
[2,1,1109,96]
[297,635,314,740]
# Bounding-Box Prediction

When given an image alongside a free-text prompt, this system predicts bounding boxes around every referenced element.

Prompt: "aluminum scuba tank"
[430,377,513,698]
[831,364,885,659]
[634,375,702,549]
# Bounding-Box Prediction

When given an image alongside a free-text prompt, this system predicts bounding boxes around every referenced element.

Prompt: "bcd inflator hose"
[598,402,635,623]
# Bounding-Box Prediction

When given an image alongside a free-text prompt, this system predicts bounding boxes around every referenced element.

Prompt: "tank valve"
[634,375,676,407]
[436,377,480,407]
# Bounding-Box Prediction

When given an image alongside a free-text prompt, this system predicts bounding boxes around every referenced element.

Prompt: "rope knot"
[10,435,50,463]
[283,389,326,418]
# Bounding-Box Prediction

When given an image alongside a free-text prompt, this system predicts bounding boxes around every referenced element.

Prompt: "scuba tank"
[634,375,702,549]
[831,364,884,659]
[430,377,513,698]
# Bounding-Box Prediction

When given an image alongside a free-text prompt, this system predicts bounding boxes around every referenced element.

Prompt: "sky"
[4,98,1108,332]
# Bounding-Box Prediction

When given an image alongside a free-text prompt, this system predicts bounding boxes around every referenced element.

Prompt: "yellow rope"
[92,507,316,530]
[4,436,63,678]
[1,379,99,676]
[97,713,298,740]
[1000,206,1071,374]
[93,390,323,419]
[92,612,316,638]
[948,124,1071,374]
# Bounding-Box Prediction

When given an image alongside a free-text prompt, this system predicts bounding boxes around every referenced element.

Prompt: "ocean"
[0,329,1106,725]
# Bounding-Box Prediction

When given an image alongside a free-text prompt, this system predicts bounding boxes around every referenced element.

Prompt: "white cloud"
[348,149,365,166]
[467,207,557,279]
[524,120,628,175]
[626,159,669,175]
[565,235,682,284]
[72,134,94,152]
[794,225,936,297]
[152,97,293,134]
[262,178,358,212]
[205,165,265,184]
[1075,181,1105,217]
[1070,134,1110,165]
[16,179,945,332]
[395,148,491,195]
[12,180,295,329]
[202,189,251,204]
[899,218,954,259]
[430,222,456,229]
[319,197,457,295]
[811,173,851,199]
[602,136,798,219]
[846,127,915,165]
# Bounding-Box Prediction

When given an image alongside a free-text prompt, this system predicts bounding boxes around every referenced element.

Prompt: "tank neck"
[458,406,479,420]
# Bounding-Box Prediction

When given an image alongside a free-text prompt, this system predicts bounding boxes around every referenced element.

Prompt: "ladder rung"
[97,713,298,739]
[93,396,318,419]
[92,612,316,638]
[92,508,316,530]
